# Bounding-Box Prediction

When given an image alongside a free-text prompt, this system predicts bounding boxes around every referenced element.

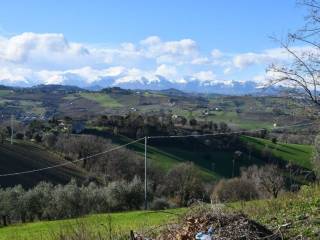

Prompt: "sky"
[0,0,309,88]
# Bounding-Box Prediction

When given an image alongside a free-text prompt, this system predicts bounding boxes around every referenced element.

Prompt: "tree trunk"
[2,215,7,226]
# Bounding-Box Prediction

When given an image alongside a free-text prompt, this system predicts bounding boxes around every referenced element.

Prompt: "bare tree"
[164,162,204,207]
[258,165,285,198]
[267,0,320,106]
[241,165,285,198]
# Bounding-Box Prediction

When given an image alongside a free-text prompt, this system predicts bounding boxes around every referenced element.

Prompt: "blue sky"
[0,0,308,88]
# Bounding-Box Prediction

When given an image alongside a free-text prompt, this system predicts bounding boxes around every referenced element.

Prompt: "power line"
[0,121,316,177]
[0,137,145,177]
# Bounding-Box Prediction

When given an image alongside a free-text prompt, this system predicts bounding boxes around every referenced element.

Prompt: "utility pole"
[10,114,13,145]
[144,136,148,210]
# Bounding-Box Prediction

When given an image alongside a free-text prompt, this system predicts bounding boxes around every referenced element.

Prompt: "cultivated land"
[0,85,317,239]
[112,134,313,181]
[0,141,87,188]
[0,85,314,129]
[0,133,313,188]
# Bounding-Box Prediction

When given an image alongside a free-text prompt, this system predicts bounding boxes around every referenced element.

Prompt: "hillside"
[0,141,87,188]
[0,132,313,188]
[229,184,320,239]
[0,85,315,130]
[1,184,319,239]
[240,136,314,169]
[108,134,314,181]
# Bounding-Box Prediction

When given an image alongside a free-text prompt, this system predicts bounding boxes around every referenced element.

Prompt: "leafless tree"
[258,165,285,198]
[267,0,320,106]
[241,165,285,198]
[164,162,204,206]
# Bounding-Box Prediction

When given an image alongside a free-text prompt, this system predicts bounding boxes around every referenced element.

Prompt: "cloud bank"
[0,32,299,89]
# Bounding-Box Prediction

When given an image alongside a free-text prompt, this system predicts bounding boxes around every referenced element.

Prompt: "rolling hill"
[0,85,315,130]
[0,141,88,188]
[106,133,314,182]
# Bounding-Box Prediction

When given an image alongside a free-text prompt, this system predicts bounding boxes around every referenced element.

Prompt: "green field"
[0,141,87,188]
[0,209,185,240]
[110,134,266,181]
[2,184,319,240]
[0,90,11,97]
[80,93,122,108]
[240,136,314,169]
[116,134,314,181]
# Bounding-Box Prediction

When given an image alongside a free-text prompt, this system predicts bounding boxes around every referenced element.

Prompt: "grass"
[18,100,46,115]
[111,135,218,181]
[228,184,320,239]
[240,136,314,169]
[0,90,11,97]
[80,93,122,108]
[110,134,266,181]
[0,209,186,240]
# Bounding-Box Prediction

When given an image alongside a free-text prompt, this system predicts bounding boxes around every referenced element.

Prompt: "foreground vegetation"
[1,184,319,239]
[229,184,320,239]
[0,209,185,240]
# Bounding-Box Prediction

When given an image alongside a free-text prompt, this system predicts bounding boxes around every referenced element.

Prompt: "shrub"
[212,178,259,203]
[150,197,170,210]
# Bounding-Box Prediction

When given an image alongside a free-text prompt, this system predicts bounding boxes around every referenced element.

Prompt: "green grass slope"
[111,135,264,181]
[229,184,320,239]
[79,92,122,108]
[240,136,314,169]
[116,135,314,182]
[0,209,185,240]
[0,141,87,188]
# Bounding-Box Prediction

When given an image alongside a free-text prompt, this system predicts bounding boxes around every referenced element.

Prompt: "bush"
[15,132,24,140]
[107,176,144,211]
[212,178,259,203]
[150,197,170,210]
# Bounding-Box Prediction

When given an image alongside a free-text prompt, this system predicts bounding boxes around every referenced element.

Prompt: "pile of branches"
[135,207,282,240]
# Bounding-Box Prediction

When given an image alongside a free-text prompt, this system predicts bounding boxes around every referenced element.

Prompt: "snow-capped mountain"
[0,75,269,95]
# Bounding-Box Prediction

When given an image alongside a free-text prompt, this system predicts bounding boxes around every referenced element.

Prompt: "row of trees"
[0,162,207,226]
[0,163,287,226]
[94,113,231,139]
[0,178,145,226]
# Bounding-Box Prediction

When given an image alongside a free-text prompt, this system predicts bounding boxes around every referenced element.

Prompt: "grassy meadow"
[0,209,185,240]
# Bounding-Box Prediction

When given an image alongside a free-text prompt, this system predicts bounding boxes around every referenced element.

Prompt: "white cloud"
[0,32,312,89]
[0,32,91,69]
[223,67,232,74]
[211,49,223,58]
[155,64,177,78]
[191,57,210,65]
[232,47,311,69]
[192,71,216,82]
[140,36,199,64]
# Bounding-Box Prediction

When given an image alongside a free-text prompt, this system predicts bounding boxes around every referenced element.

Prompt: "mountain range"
[0,77,278,95]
